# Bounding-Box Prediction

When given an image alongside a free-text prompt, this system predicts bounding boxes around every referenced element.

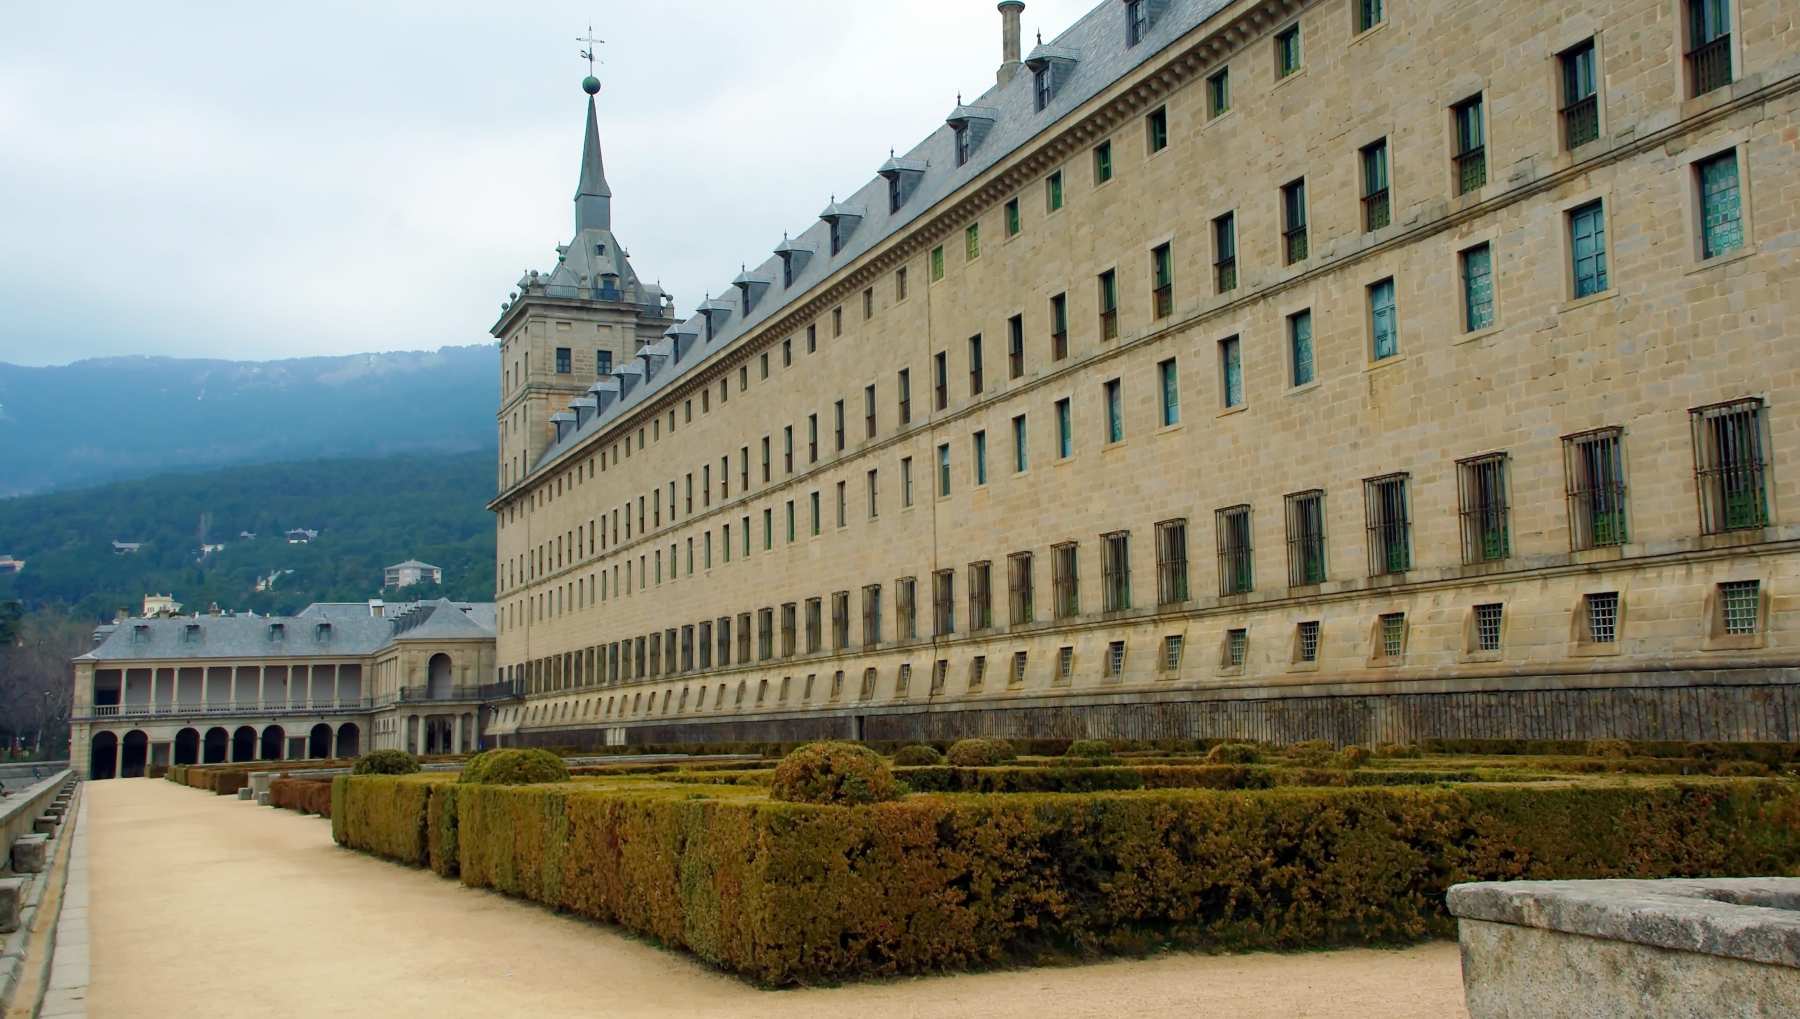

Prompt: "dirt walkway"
[85,779,1469,1018]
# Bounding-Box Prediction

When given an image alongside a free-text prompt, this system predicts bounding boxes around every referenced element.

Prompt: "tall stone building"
[490,0,1799,748]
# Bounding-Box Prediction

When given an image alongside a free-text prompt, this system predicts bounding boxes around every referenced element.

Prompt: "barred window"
[1297,620,1320,662]
[862,584,882,648]
[1559,39,1599,150]
[1008,551,1035,625]
[1585,592,1619,643]
[801,598,818,653]
[1457,452,1511,563]
[860,667,877,700]
[931,659,948,695]
[1364,473,1412,575]
[1474,603,1503,652]
[1281,178,1308,264]
[1563,427,1628,549]
[1053,541,1080,618]
[716,617,731,667]
[969,655,987,691]
[1685,0,1732,97]
[1058,646,1075,682]
[897,663,912,697]
[898,577,917,640]
[1050,292,1069,360]
[1215,506,1253,595]
[1361,138,1390,231]
[969,561,993,631]
[1105,640,1127,676]
[1379,612,1406,659]
[1101,531,1132,612]
[1690,399,1768,533]
[1452,95,1486,194]
[757,608,774,660]
[1163,634,1184,671]
[1155,518,1190,605]
[933,569,956,635]
[1224,628,1247,667]
[1009,314,1025,378]
[1284,489,1327,586]
[1151,242,1174,319]
[1098,270,1119,340]
[1011,651,1028,685]
[1720,580,1758,635]
[832,591,850,650]
[1212,212,1237,293]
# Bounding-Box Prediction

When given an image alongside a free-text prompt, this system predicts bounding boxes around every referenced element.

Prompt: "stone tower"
[490,75,677,493]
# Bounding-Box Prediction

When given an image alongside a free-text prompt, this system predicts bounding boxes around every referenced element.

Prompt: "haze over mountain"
[0,345,496,497]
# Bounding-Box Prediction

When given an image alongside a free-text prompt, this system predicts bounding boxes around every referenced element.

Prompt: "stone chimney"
[997,1,1025,86]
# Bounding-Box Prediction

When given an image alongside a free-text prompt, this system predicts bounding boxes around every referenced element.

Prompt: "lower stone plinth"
[9,834,48,874]
[1448,878,1800,1019]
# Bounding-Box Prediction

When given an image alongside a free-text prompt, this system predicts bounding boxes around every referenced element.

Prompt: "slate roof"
[79,599,496,662]
[528,0,1230,473]
[385,560,442,572]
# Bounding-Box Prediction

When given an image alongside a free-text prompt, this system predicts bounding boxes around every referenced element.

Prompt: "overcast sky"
[0,0,1098,367]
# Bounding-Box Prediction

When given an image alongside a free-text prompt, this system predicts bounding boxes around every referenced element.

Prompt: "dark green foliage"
[458,748,569,785]
[1336,746,1372,769]
[946,738,1017,766]
[1065,739,1115,759]
[269,777,333,816]
[769,742,900,806]
[0,450,496,618]
[1375,743,1423,759]
[1587,739,1633,759]
[331,774,440,865]
[353,749,421,775]
[1207,742,1261,764]
[891,744,944,766]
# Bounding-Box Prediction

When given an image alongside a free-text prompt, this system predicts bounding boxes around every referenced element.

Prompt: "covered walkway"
[83,780,1468,1018]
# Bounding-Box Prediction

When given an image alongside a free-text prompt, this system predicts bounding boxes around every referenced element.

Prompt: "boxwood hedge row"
[334,775,1799,986]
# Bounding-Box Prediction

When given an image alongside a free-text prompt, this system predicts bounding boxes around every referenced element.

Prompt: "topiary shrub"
[946,738,1018,767]
[769,742,900,806]
[892,744,944,766]
[1065,739,1115,759]
[1335,745,1372,770]
[353,749,421,775]
[457,748,568,785]
[1587,739,1632,759]
[1207,742,1261,764]
[1375,742,1423,759]
[1713,760,1771,777]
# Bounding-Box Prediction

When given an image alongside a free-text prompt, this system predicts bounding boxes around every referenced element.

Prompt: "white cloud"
[0,0,1099,366]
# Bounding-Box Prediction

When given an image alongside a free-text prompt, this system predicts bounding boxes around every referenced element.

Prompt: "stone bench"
[8,835,47,875]
[29,816,57,836]
[1448,877,1800,1018]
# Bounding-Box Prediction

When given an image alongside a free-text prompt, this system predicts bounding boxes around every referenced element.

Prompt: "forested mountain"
[0,345,495,496]
[0,450,496,620]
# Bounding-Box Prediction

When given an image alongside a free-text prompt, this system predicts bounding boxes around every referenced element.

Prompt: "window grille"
[1101,531,1131,612]
[1560,40,1599,149]
[1098,271,1118,340]
[1690,399,1768,533]
[1379,612,1406,658]
[897,663,912,697]
[1008,552,1035,624]
[1474,603,1503,652]
[898,577,917,639]
[1050,293,1069,360]
[832,591,850,649]
[1297,620,1320,662]
[738,613,752,662]
[1215,506,1253,595]
[860,667,877,700]
[1057,646,1075,682]
[969,561,993,631]
[1361,140,1390,231]
[933,569,955,635]
[800,599,816,654]
[930,659,947,695]
[1152,243,1173,318]
[1720,581,1758,635]
[1281,179,1308,263]
[1008,315,1024,378]
[1457,452,1511,563]
[1156,519,1190,605]
[1213,213,1237,292]
[1011,651,1028,685]
[862,584,881,647]
[1163,635,1184,670]
[1452,96,1486,193]
[1106,640,1127,676]
[1364,474,1412,575]
[1585,592,1619,643]
[1225,628,1247,667]
[969,656,987,691]
[1053,542,1080,618]
[1562,427,1628,549]
[1686,0,1732,96]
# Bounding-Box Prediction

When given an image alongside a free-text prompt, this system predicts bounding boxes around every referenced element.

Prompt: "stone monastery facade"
[488,0,1800,748]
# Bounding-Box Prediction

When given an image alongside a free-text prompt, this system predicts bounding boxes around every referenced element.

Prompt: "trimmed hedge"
[269,777,333,816]
[460,748,570,785]
[770,743,899,805]
[330,775,442,866]
[891,745,944,766]
[425,779,1800,986]
[354,750,421,775]
[1065,740,1115,759]
[946,739,1017,767]
[894,764,1510,794]
[429,783,461,878]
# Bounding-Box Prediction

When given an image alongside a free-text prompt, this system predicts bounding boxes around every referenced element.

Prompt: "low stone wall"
[0,772,74,877]
[1448,878,1800,1018]
[0,763,68,786]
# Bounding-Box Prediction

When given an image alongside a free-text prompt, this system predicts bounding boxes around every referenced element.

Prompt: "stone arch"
[308,723,333,759]
[173,727,200,766]
[121,730,149,778]
[231,726,257,762]
[203,726,230,764]
[90,730,119,779]
[335,722,361,758]
[427,653,453,699]
[260,725,285,761]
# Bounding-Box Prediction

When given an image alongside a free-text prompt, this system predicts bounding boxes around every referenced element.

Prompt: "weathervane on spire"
[578,24,605,95]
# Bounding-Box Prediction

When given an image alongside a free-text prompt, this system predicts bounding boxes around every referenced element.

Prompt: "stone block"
[9,835,48,874]
[236,787,252,801]
[256,791,271,806]
[0,878,23,934]
[31,816,57,836]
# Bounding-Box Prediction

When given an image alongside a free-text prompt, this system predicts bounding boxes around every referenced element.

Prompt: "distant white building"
[384,560,443,589]
[142,594,182,617]
[285,529,319,545]
[0,555,23,575]
[112,541,143,555]
[254,570,292,593]
[199,543,226,559]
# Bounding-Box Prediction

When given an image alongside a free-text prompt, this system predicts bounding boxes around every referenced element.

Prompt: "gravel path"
[85,779,1469,1018]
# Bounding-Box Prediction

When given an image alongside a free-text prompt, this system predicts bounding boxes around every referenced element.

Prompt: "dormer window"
[183,623,201,644]
[819,201,863,258]
[878,155,926,215]
[268,623,285,643]
[888,174,903,214]
[131,624,150,644]
[315,622,332,643]
[954,123,972,166]
[1126,0,1148,45]
[829,218,845,255]
[774,236,813,288]
[594,242,607,256]
[1034,64,1054,111]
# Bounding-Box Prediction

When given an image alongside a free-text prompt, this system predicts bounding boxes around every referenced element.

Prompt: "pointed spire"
[575,91,612,233]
